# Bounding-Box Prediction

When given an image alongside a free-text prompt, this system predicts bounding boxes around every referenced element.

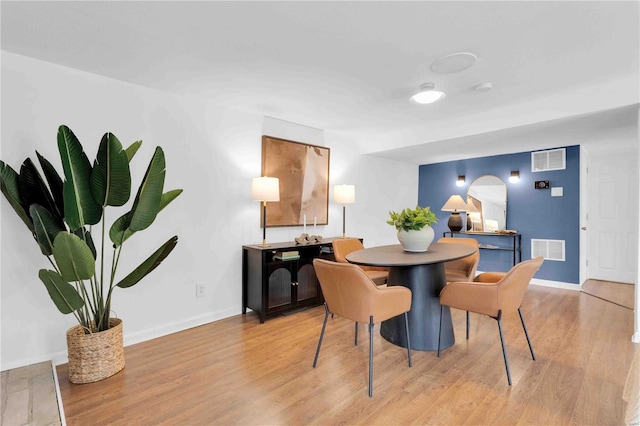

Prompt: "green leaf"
[90,132,131,207]
[19,158,59,221]
[52,232,95,282]
[57,125,101,230]
[159,189,183,212]
[109,211,134,247]
[36,151,65,220]
[72,227,97,259]
[30,204,66,256]
[39,269,85,314]
[1,161,21,203]
[109,189,182,248]
[129,147,165,231]
[0,161,35,233]
[124,140,142,162]
[116,236,178,288]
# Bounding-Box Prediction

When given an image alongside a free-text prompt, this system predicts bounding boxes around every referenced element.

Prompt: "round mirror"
[466,175,507,232]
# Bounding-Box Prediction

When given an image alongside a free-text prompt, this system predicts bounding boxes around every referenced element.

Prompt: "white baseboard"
[45,307,242,367]
[122,307,239,347]
[473,270,580,291]
[530,277,581,291]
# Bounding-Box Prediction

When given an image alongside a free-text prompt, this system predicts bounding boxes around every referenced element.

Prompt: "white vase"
[397,227,435,252]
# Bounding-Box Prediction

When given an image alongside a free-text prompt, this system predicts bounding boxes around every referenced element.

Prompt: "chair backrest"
[313,259,411,324]
[495,256,544,312]
[332,238,365,263]
[438,237,480,280]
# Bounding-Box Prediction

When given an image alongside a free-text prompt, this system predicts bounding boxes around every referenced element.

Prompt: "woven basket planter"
[66,318,125,384]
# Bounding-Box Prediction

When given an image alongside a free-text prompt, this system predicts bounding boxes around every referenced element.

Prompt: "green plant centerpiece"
[387,206,438,252]
[0,125,182,383]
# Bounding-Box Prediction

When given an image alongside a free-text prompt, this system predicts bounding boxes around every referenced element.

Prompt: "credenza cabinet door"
[267,261,294,309]
[295,260,318,303]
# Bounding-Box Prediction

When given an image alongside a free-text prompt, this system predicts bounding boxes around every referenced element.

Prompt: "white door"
[587,152,638,283]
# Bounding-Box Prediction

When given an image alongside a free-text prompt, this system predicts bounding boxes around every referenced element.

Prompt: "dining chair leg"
[368,315,374,397]
[437,305,443,358]
[354,322,358,346]
[518,307,536,360]
[466,311,470,340]
[313,304,330,368]
[404,312,412,367]
[495,310,512,385]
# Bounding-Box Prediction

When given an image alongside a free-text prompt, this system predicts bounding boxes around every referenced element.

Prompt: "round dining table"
[346,242,477,351]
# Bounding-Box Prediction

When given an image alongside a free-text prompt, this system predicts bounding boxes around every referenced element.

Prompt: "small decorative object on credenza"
[295,233,323,244]
[441,194,468,232]
[387,206,438,252]
[273,250,300,260]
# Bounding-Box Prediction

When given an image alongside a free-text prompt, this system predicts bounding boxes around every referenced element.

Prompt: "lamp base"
[447,213,463,232]
[260,239,272,248]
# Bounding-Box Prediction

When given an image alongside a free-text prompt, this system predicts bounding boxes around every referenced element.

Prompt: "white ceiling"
[2,1,638,164]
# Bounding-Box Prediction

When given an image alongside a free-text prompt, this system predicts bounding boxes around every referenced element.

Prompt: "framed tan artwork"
[261,135,330,227]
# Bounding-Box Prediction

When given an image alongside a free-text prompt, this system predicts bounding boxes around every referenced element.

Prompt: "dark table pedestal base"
[380,262,454,351]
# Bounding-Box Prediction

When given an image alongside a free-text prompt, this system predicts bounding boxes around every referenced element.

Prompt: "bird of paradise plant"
[0,125,182,333]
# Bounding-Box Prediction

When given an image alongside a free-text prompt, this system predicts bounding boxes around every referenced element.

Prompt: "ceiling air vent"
[531,239,565,261]
[531,148,566,172]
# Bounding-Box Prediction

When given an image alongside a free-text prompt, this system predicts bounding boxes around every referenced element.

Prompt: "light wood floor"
[57,285,638,425]
[582,279,635,310]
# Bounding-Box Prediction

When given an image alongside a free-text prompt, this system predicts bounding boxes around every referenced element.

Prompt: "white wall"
[0,52,417,370]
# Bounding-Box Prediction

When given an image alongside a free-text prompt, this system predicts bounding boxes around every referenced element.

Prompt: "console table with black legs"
[442,231,521,266]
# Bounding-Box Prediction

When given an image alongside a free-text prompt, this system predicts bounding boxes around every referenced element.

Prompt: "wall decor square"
[261,135,330,227]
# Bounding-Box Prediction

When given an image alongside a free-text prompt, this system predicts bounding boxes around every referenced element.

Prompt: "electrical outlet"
[196,284,205,298]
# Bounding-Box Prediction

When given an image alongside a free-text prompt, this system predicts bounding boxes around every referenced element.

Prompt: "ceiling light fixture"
[411,83,445,104]
[474,82,493,93]
[431,52,477,74]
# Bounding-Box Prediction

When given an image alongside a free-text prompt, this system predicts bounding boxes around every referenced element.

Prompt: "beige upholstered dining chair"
[312,259,412,397]
[438,237,480,282]
[332,238,388,285]
[437,256,544,385]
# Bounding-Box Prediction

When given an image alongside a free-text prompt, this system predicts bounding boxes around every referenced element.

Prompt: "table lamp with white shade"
[252,176,280,247]
[441,194,468,232]
[334,184,355,238]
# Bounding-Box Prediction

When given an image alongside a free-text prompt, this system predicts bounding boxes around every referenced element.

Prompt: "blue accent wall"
[418,146,580,284]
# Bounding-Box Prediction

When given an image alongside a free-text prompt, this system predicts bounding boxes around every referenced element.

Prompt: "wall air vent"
[531,148,566,172]
[531,239,565,261]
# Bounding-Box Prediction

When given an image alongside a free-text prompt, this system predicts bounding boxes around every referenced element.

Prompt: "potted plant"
[387,206,438,252]
[0,125,182,383]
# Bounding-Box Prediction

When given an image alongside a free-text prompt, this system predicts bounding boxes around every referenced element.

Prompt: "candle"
[303,214,307,234]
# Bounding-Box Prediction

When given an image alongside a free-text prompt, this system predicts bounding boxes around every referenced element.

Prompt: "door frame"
[579,147,588,285]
